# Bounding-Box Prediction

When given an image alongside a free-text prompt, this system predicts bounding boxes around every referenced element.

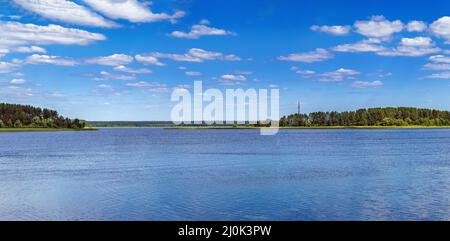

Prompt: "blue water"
[0,128,450,220]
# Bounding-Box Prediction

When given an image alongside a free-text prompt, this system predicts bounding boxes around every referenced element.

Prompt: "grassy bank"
[0,128,97,132]
[165,125,450,130]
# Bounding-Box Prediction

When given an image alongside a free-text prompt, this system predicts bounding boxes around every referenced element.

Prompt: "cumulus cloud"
[429,55,450,63]
[400,37,433,47]
[171,21,235,39]
[407,20,427,32]
[135,55,165,66]
[430,16,450,43]
[221,74,247,81]
[295,69,316,75]
[94,71,136,81]
[278,48,332,63]
[318,68,360,82]
[294,67,359,82]
[0,21,106,48]
[352,80,384,88]
[82,0,185,23]
[354,16,403,40]
[13,46,46,53]
[149,48,241,63]
[10,78,26,84]
[334,37,440,57]
[85,54,133,66]
[13,0,118,28]
[113,65,152,74]
[310,25,351,35]
[25,54,78,66]
[0,61,19,73]
[378,37,440,57]
[332,39,387,53]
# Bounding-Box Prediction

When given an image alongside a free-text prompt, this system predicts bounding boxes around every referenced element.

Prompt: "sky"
[1,0,450,121]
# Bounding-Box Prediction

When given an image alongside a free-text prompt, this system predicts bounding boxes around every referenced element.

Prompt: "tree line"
[0,103,86,129]
[280,107,450,127]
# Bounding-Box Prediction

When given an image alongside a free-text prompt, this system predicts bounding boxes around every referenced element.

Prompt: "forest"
[280,107,450,127]
[0,103,87,129]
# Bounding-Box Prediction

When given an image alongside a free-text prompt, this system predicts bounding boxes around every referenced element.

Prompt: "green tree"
[14,120,22,128]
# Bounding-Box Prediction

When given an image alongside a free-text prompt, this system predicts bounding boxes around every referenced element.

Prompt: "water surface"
[1,128,449,220]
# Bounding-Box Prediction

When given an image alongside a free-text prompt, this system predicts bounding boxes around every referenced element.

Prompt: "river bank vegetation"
[0,103,91,130]
[280,107,450,127]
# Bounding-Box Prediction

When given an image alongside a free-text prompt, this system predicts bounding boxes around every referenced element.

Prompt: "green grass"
[0,127,97,132]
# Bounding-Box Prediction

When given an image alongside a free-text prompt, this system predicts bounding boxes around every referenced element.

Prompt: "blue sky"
[1,0,450,121]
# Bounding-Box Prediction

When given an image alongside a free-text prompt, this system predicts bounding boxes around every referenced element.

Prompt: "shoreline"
[164,126,450,130]
[0,128,98,132]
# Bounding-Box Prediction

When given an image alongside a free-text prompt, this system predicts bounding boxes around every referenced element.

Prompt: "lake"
[1,128,449,220]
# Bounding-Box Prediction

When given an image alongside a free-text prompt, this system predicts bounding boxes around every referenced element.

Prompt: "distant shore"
[0,128,97,132]
[165,125,450,130]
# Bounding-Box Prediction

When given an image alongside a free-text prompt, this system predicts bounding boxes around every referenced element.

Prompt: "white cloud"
[150,48,241,63]
[378,38,440,57]
[334,37,440,57]
[294,68,359,82]
[25,54,78,66]
[378,46,440,57]
[185,71,201,76]
[171,21,235,39]
[13,0,118,28]
[400,37,433,47]
[95,71,136,81]
[423,63,450,70]
[86,54,133,66]
[126,81,163,87]
[13,46,46,53]
[82,0,185,23]
[218,79,244,86]
[430,16,450,43]
[135,55,165,66]
[10,78,26,84]
[0,61,18,73]
[296,69,316,75]
[1,86,34,97]
[354,16,403,40]
[0,21,106,48]
[113,65,152,74]
[310,25,351,35]
[332,39,387,53]
[221,74,246,81]
[319,68,360,82]
[424,72,450,79]
[352,80,384,88]
[189,48,240,61]
[407,20,427,32]
[0,49,8,57]
[278,48,332,63]
[429,55,450,63]
[97,84,113,89]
